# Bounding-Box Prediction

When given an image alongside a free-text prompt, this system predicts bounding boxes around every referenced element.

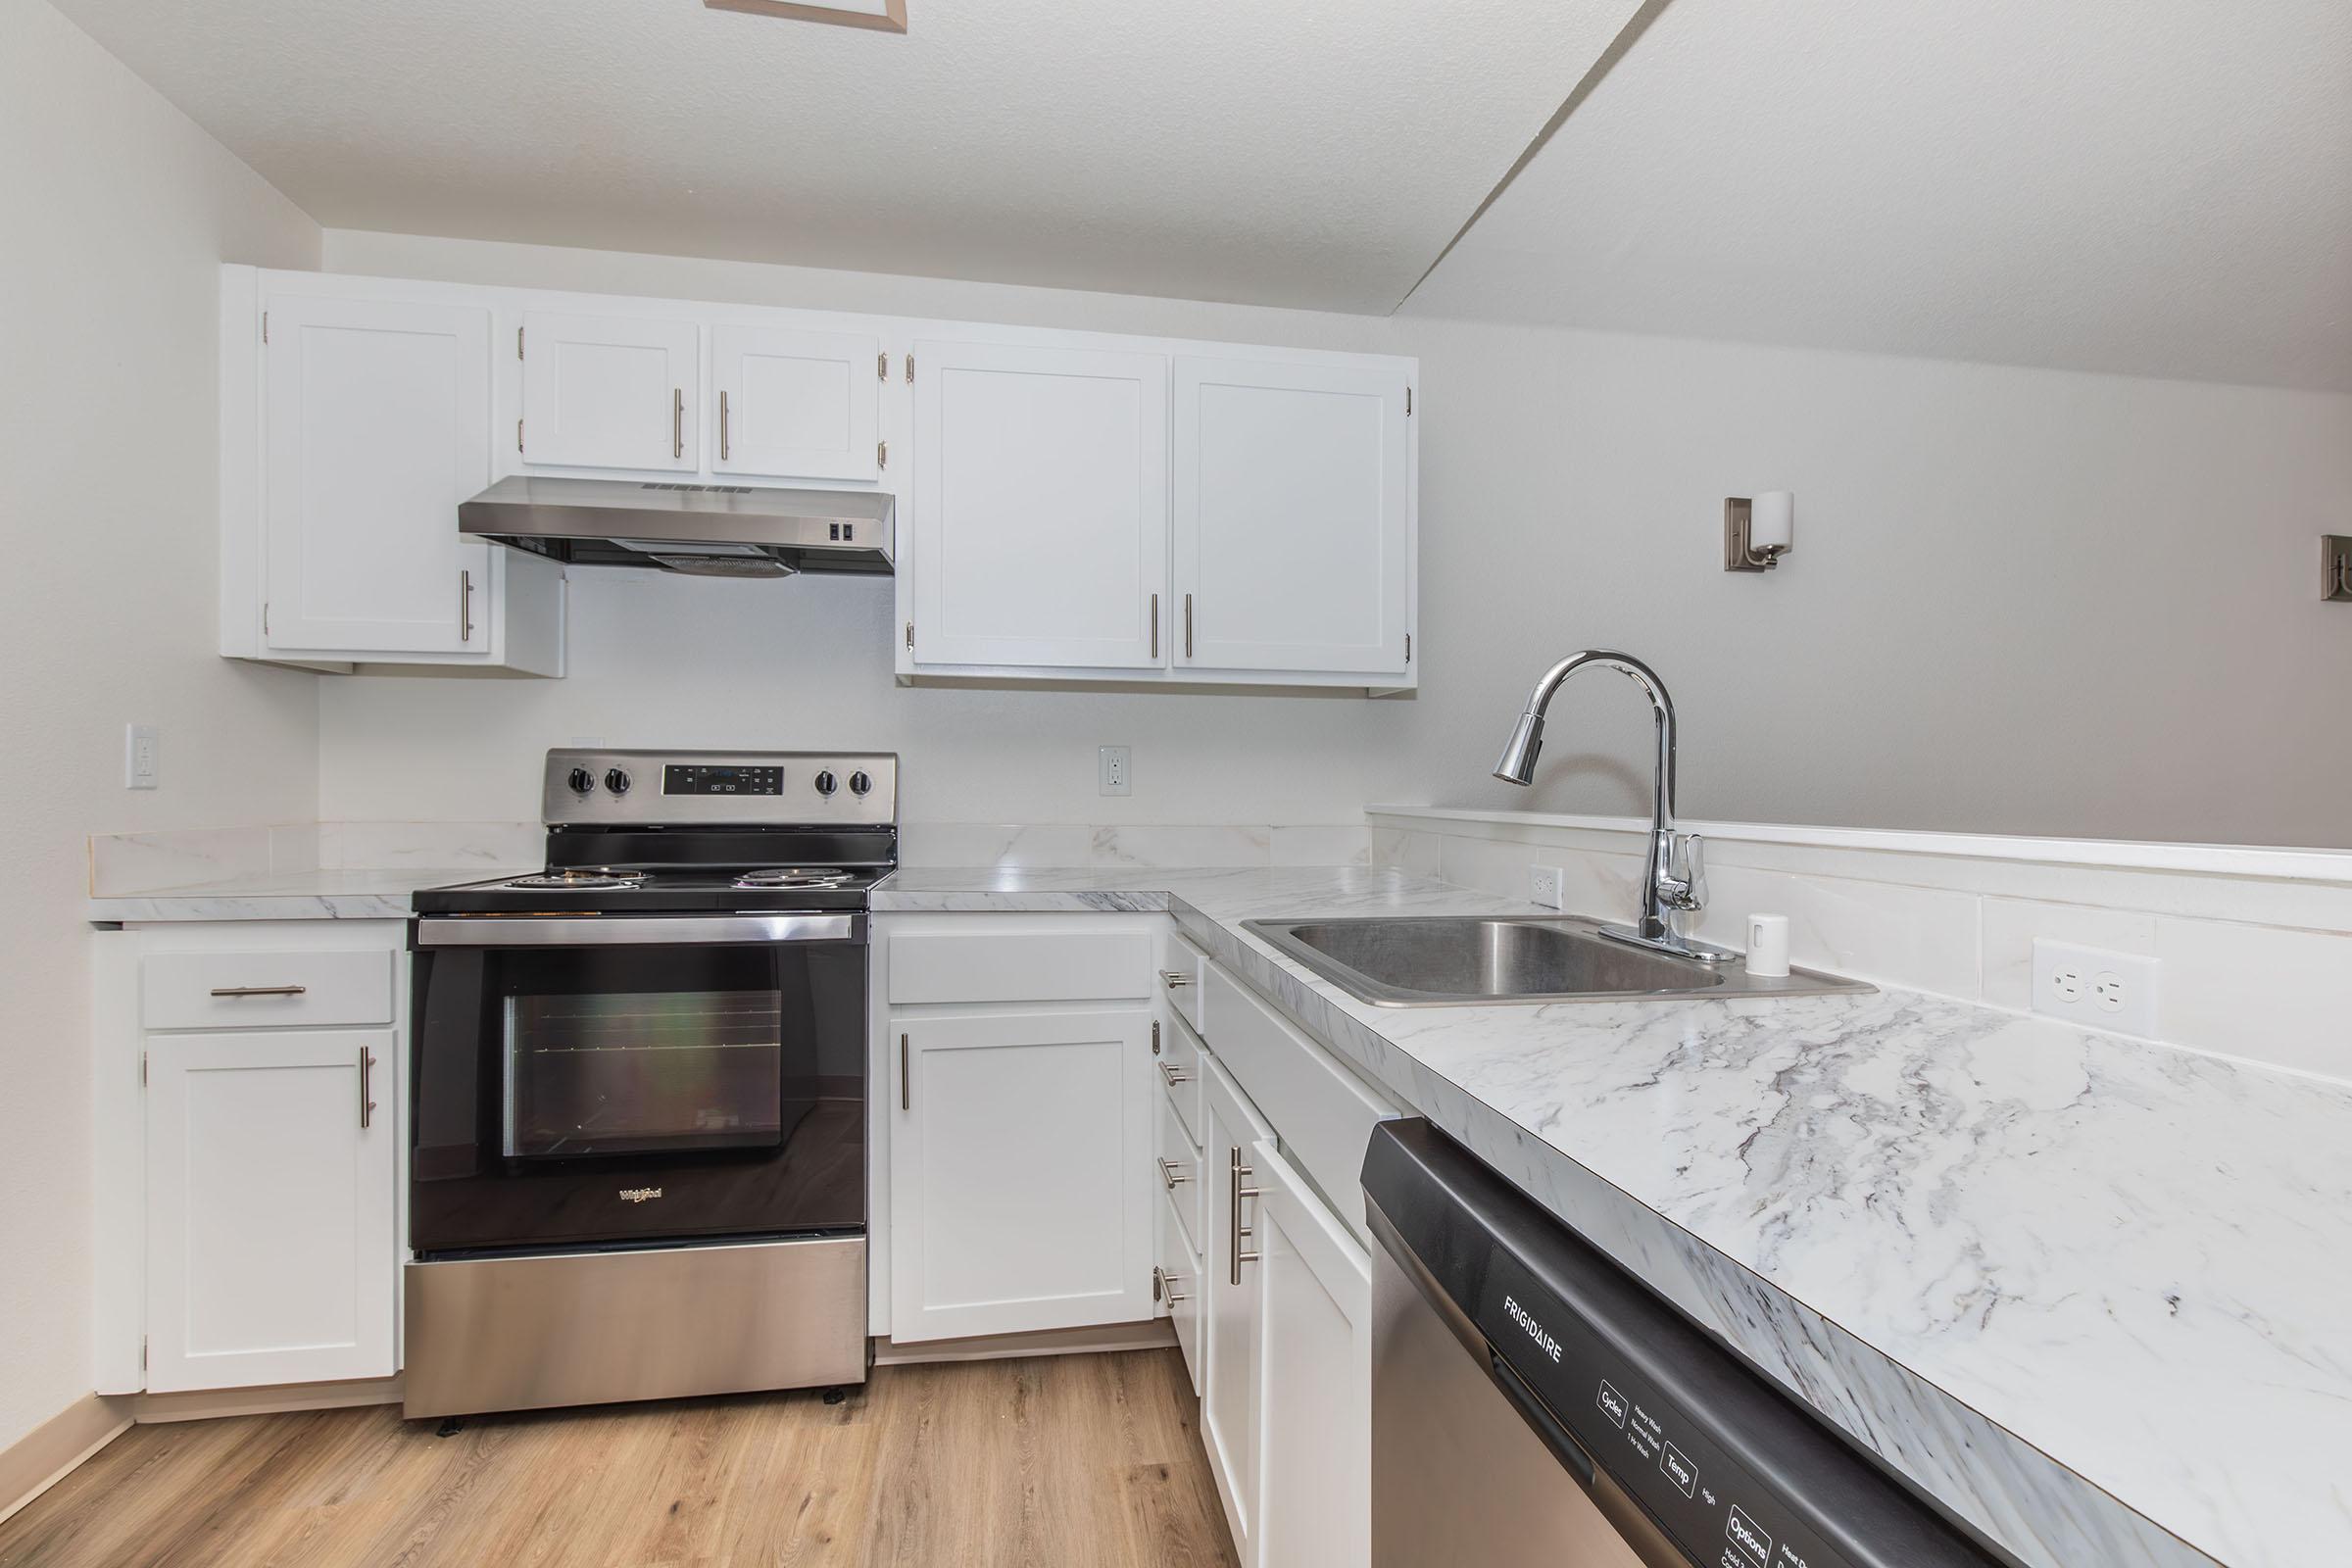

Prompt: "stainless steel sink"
[1242,914,1873,1007]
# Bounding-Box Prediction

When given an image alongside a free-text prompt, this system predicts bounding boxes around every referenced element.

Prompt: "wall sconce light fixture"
[1724,492,1794,572]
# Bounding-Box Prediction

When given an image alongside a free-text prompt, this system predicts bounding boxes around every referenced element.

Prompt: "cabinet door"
[1173,356,1410,675]
[263,295,492,655]
[144,1030,397,1392]
[911,340,1167,668]
[1252,1139,1374,1568]
[520,311,698,470]
[890,1008,1153,1342]
[712,324,882,481]
[1200,1057,1274,1561]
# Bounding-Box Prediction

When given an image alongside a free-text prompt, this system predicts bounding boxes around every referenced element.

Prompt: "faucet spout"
[1491,650,1737,963]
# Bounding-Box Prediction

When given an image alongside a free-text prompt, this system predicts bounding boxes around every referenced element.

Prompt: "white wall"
[0,0,323,1453]
[316,233,2352,848]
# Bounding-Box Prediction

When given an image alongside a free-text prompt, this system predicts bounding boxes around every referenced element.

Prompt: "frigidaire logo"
[618,1187,663,1203]
[1503,1294,1562,1363]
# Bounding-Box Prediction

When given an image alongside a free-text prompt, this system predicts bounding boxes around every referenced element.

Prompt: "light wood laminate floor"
[0,1350,1234,1568]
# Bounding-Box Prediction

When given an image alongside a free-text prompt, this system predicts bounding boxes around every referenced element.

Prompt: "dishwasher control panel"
[1363,1118,2000,1568]
[1478,1248,1838,1568]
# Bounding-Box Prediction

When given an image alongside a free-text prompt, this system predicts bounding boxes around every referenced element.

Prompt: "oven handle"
[415,914,860,948]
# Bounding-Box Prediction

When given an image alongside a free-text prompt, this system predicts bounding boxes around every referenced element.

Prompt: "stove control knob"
[604,768,632,797]
[813,769,839,797]
[567,766,596,797]
[849,770,872,797]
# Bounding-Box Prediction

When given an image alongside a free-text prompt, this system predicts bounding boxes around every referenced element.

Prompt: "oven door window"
[498,948,801,1159]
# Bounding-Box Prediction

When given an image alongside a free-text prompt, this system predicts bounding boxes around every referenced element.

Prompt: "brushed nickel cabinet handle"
[1160,969,1191,990]
[900,1032,910,1111]
[209,985,308,999]
[359,1048,377,1130]
[673,387,684,459]
[1153,1266,1188,1306]
[1150,592,1159,660]
[1159,1061,1190,1088]
[460,569,474,643]
[1229,1146,1261,1285]
[719,389,730,461]
[1183,593,1194,659]
[1157,1157,1191,1191]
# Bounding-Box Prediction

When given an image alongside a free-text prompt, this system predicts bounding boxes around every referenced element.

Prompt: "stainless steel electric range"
[402,749,895,1420]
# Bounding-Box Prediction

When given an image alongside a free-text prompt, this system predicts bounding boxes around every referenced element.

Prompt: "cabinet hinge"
[905,354,914,384]
[877,439,888,470]
[262,603,270,638]
[877,351,888,381]
[905,620,914,651]
[1405,385,1413,416]
[1151,1019,1161,1055]
[1405,632,1412,662]
[516,325,524,360]
[261,311,269,345]
[516,417,524,454]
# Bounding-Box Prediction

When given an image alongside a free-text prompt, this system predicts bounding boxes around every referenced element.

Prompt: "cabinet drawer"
[1203,963,1400,1244]
[141,949,394,1031]
[1157,1092,1203,1252]
[1156,1005,1204,1146]
[889,928,1152,1004]
[1158,927,1207,1031]
[1156,1186,1202,1395]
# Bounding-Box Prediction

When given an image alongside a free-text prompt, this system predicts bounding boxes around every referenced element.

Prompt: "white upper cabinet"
[1173,356,1412,678]
[260,294,495,656]
[519,310,700,470]
[909,339,1169,670]
[712,323,883,482]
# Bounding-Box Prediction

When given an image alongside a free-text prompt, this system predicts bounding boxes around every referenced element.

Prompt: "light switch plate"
[2032,939,2159,1038]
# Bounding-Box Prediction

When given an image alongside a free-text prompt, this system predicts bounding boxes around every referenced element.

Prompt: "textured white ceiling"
[47,0,1645,313]
[1406,0,2352,390]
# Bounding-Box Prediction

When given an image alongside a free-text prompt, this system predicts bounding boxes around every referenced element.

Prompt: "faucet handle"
[1665,832,1707,910]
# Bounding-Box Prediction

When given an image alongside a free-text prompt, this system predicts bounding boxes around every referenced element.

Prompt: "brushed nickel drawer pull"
[900,1032,910,1111]
[1153,1265,1188,1306]
[719,389,730,461]
[1159,1061,1190,1088]
[210,985,308,998]
[1183,593,1194,659]
[672,387,685,459]
[1157,1157,1191,1190]
[359,1048,377,1130]
[1159,969,1192,989]
[1150,591,1159,660]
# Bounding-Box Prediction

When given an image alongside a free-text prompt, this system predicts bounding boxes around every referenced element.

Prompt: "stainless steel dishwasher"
[1362,1120,2006,1568]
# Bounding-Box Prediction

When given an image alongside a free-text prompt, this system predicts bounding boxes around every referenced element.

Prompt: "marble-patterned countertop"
[85,867,527,922]
[877,866,2351,1568]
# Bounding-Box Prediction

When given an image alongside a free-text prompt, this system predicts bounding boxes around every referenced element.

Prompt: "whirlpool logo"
[1503,1294,1563,1363]
[618,1187,664,1203]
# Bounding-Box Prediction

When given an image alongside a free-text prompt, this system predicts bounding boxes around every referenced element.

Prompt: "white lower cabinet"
[1200,1056,1276,1561]
[143,1031,399,1392]
[1250,1138,1375,1568]
[889,1006,1155,1342]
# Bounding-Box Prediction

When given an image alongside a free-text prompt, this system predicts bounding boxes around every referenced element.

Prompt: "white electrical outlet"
[1098,745,1131,797]
[2031,939,2159,1037]
[1528,865,1565,909]
[124,723,159,790]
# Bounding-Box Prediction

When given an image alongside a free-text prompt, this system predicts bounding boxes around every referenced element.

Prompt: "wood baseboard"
[873,1319,1175,1366]
[132,1376,404,1425]
[0,1395,131,1526]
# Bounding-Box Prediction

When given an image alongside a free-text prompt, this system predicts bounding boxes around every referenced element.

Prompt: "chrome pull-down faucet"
[1492,650,1738,963]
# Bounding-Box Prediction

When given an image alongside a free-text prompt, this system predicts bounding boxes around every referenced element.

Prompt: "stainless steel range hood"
[459,477,894,577]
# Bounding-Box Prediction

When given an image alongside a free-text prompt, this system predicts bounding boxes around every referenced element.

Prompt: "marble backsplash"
[87,820,1372,895]
[1370,805,2352,1085]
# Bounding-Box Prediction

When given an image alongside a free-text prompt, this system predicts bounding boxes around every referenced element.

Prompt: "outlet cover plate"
[2032,939,2159,1038]
[1528,865,1565,909]
[1098,745,1131,797]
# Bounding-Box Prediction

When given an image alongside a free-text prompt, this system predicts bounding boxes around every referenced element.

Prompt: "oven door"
[410,914,866,1255]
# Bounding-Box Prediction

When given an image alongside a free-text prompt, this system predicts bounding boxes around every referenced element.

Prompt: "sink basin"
[1242,915,1873,1007]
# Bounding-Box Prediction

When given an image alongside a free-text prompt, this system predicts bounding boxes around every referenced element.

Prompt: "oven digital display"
[663,764,784,796]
